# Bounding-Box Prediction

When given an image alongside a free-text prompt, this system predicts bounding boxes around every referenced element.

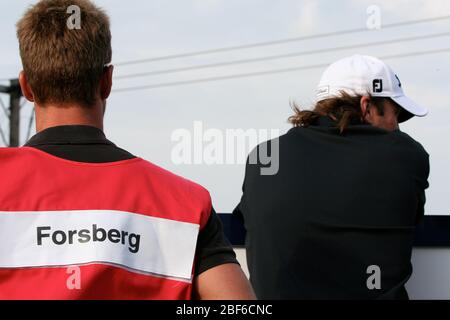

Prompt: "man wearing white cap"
[234,54,430,299]
[316,54,428,126]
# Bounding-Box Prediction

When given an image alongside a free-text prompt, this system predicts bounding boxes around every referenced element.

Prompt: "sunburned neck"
[34,102,104,133]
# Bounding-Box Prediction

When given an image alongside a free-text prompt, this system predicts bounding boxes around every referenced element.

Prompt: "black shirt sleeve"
[232,154,252,224]
[194,208,239,276]
[415,151,430,225]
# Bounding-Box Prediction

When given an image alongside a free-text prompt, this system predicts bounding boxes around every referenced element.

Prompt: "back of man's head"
[17,0,111,108]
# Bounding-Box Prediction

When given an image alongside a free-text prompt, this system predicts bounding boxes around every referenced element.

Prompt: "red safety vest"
[0,147,211,300]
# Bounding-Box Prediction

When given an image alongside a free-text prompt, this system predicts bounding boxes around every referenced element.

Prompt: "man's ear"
[360,96,372,122]
[18,71,35,102]
[100,65,113,100]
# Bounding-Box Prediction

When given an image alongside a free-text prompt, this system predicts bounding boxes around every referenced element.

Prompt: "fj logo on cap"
[373,79,383,93]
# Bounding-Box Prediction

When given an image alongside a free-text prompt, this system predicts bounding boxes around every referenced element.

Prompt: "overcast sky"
[0,0,449,215]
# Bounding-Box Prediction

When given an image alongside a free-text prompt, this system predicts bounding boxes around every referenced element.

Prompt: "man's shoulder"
[136,159,212,228]
[391,130,429,159]
[136,158,211,200]
[0,147,211,202]
[246,128,307,162]
[0,147,37,162]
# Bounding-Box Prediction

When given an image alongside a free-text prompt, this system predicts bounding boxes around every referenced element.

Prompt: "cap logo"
[373,79,383,93]
[317,85,330,96]
[395,74,402,88]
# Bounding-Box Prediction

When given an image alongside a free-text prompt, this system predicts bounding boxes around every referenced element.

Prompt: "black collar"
[314,116,338,127]
[289,116,393,135]
[25,125,115,147]
[313,116,371,127]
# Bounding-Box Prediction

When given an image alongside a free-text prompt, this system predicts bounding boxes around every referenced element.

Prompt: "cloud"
[348,0,450,21]
[380,0,450,17]
[193,0,224,14]
[289,0,321,35]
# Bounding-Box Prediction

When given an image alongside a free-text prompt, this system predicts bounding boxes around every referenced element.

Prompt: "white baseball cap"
[316,54,428,122]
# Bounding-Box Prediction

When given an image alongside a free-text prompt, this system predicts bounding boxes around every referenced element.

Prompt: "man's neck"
[35,102,104,133]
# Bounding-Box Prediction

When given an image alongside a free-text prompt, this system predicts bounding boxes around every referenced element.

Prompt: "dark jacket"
[234,117,429,299]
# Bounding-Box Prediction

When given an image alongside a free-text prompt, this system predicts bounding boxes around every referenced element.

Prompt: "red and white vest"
[0,147,211,299]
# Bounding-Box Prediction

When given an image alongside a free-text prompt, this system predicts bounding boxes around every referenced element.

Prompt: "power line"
[115,31,450,80]
[114,62,329,92]
[114,15,450,66]
[26,106,35,141]
[0,97,9,118]
[20,98,28,109]
[0,91,10,146]
[0,124,8,147]
[0,111,9,147]
[114,47,450,93]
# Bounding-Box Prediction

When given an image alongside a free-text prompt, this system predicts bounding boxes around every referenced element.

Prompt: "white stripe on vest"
[0,210,199,281]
